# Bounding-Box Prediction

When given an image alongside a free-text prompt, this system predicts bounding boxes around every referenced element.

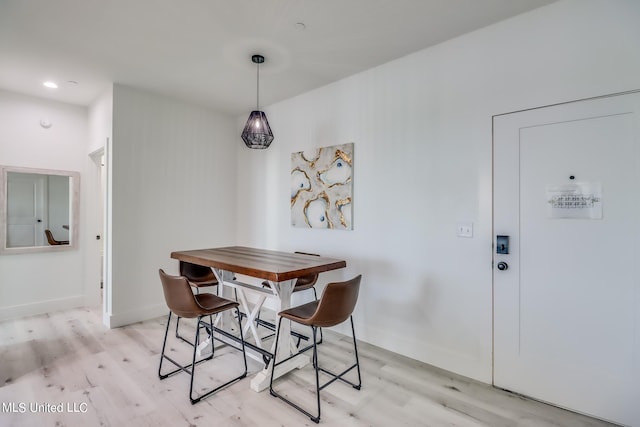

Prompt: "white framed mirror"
[0,165,80,254]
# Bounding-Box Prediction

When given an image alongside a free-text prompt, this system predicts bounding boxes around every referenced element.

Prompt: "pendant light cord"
[256,61,260,111]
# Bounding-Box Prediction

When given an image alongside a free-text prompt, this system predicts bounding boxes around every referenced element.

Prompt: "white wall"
[235,0,640,383]
[0,90,89,320]
[108,84,238,327]
[87,87,113,155]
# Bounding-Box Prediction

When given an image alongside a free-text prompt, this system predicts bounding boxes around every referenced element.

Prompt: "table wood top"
[170,246,346,282]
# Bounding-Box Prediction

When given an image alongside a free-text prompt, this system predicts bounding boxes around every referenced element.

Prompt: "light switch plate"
[456,222,473,238]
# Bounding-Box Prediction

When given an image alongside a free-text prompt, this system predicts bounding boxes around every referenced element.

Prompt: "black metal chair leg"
[350,316,362,389]
[175,315,189,343]
[312,326,321,423]
[189,311,248,404]
[312,288,323,345]
[189,315,202,403]
[209,314,214,355]
[269,319,321,423]
[159,311,247,404]
[255,306,263,330]
[236,307,249,375]
[175,315,211,348]
[158,311,172,378]
[159,316,215,380]
[268,317,283,392]
[269,315,362,423]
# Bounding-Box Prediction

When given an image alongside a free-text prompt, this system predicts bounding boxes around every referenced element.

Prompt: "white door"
[6,173,46,247]
[493,91,640,426]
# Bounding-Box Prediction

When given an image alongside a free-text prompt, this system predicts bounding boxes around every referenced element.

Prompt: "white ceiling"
[0,0,556,115]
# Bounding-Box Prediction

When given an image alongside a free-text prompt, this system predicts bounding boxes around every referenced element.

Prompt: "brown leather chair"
[269,275,362,423]
[287,251,321,296]
[158,269,247,404]
[44,229,69,245]
[175,262,219,343]
[180,262,219,292]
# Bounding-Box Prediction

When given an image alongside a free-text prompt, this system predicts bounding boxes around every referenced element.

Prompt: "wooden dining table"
[170,246,347,392]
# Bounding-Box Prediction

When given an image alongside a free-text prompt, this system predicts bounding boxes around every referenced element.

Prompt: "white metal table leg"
[211,269,234,329]
[209,269,269,363]
[236,288,266,348]
[250,279,310,392]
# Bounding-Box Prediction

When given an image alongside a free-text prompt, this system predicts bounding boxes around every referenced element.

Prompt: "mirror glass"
[0,166,80,254]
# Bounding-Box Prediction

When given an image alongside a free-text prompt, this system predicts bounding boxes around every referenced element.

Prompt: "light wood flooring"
[0,307,618,427]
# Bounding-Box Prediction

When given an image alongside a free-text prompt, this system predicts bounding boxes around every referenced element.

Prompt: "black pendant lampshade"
[242,110,273,149]
[242,55,274,149]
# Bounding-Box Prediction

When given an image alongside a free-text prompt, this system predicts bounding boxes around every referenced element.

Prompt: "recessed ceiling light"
[43,81,58,89]
[295,22,306,30]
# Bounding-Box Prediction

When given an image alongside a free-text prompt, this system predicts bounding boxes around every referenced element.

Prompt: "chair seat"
[194,293,238,316]
[279,300,319,325]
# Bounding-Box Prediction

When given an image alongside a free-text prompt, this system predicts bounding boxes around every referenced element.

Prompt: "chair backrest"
[309,275,361,328]
[294,252,320,287]
[159,269,205,318]
[45,229,69,245]
[179,262,217,283]
[45,229,59,245]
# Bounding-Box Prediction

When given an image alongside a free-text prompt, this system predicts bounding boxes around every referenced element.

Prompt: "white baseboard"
[105,303,167,328]
[0,295,85,322]
[361,322,492,385]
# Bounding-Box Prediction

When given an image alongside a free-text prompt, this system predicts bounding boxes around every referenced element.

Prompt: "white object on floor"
[196,336,213,358]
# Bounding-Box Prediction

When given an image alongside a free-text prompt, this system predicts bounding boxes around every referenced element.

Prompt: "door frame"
[88,146,109,320]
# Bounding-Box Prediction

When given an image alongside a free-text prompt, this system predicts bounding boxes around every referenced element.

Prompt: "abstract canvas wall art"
[291,143,353,230]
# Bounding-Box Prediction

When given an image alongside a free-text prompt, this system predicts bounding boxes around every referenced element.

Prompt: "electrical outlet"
[456,222,473,238]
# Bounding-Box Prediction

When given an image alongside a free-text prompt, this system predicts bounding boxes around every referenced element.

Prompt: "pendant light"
[241,54,274,149]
